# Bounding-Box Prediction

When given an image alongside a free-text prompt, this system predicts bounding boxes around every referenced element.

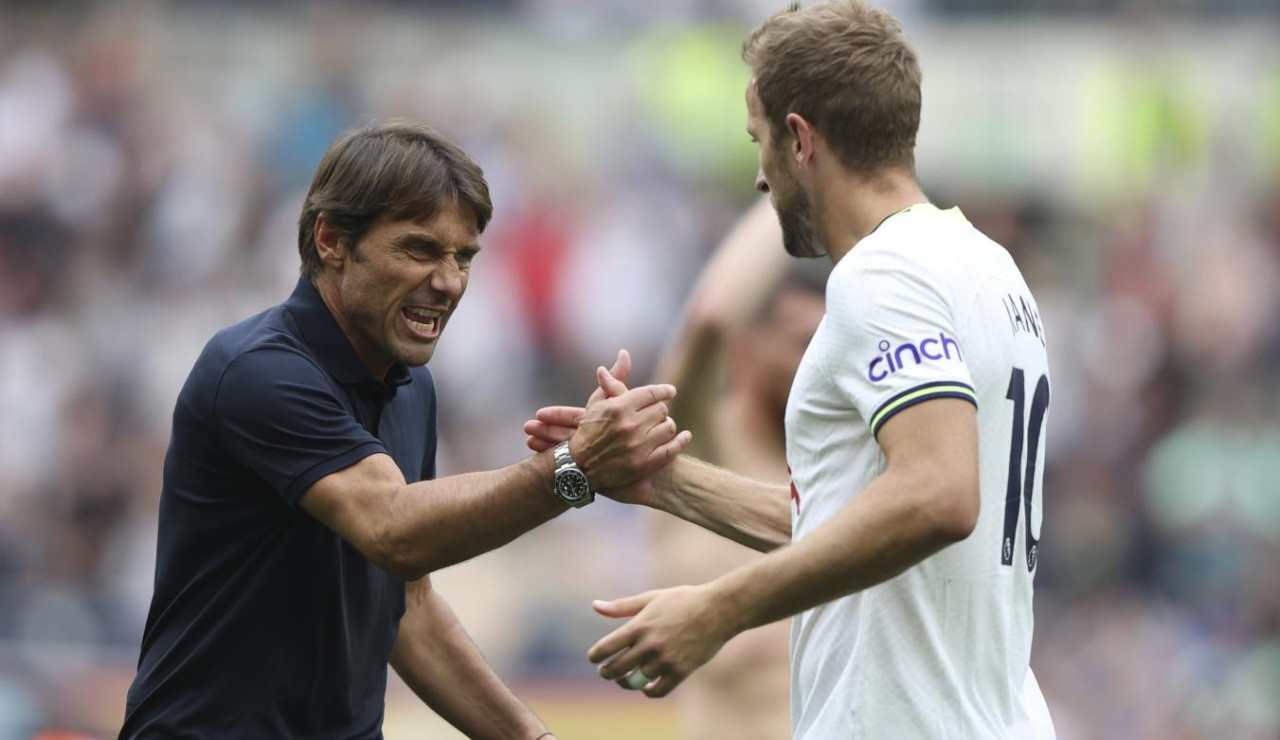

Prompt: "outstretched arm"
[587,398,979,697]
[304,378,691,580]
[529,367,791,554]
[392,577,552,739]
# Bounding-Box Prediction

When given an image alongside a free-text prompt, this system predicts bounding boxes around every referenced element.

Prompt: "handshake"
[522,349,688,509]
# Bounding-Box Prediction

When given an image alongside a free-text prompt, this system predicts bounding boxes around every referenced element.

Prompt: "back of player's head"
[743,1,921,175]
[297,120,493,277]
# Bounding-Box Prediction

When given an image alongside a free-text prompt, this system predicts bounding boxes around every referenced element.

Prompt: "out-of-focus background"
[1,0,1278,738]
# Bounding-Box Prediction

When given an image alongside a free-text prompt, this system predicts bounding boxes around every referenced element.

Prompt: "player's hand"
[587,585,735,698]
[564,369,691,492]
[523,349,632,453]
[530,366,674,507]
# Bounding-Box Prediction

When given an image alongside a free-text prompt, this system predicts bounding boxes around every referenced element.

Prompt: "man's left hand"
[587,584,737,698]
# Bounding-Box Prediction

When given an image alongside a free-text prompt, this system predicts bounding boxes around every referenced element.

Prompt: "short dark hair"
[743,1,922,174]
[297,121,493,277]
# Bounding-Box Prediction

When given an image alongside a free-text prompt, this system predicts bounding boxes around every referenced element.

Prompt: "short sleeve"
[213,348,386,506]
[823,248,977,439]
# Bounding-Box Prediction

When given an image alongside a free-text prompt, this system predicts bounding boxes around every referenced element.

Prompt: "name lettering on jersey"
[1002,293,1046,347]
[867,333,962,382]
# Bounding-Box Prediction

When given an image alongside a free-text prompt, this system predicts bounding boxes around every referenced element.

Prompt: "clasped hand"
[548,350,692,492]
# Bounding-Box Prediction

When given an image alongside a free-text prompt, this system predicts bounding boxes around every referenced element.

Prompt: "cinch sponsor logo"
[867,333,962,382]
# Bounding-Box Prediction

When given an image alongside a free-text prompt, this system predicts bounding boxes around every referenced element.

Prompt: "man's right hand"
[526,353,675,506]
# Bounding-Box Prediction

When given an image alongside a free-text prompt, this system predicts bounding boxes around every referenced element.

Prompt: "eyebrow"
[394,233,481,255]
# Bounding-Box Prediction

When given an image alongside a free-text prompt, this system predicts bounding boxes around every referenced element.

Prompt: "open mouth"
[402,306,443,340]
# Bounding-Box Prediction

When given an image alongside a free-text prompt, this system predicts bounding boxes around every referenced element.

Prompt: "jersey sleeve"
[213,348,387,506]
[823,247,977,439]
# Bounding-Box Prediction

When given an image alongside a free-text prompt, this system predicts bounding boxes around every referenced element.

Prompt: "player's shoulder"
[184,305,318,401]
[833,204,1015,295]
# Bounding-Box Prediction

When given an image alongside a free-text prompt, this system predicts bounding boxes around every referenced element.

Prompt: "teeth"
[407,317,436,333]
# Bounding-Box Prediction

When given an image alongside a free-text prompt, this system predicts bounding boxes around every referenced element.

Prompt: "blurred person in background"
[645,198,822,740]
[119,121,690,739]
[530,2,1057,737]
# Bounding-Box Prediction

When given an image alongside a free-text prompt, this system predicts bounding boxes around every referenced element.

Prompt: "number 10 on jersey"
[1001,367,1049,571]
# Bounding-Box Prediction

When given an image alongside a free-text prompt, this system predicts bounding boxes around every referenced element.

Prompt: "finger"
[643,429,692,471]
[592,591,658,619]
[617,383,677,412]
[588,622,640,665]
[535,406,586,426]
[599,644,649,681]
[633,401,670,433]
[526,435,557,453]
[643,416,678,445]
[523,420,575,443]
[597,366,629,398]
[643,672,684,698]
[608,349,632,385]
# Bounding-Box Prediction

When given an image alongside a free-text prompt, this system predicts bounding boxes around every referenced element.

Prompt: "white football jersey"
[784,203,1055,739]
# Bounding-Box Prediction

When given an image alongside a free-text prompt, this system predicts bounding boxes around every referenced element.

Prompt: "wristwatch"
[552,441,595,508]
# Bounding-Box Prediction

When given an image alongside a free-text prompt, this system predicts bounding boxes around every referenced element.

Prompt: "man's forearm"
[651,455,791,553]
[386,453,566,576]
[708,467,961,635]
[391,579,549,739]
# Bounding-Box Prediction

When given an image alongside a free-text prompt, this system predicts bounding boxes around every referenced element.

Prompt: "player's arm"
[589,397,978,696]
[528,374,792,553]
[301,378,689,581]
[215,348,689,581]
[652,197,790,450]
[391,576,552,739]
[588,247,980,695]
[646,454,791,552]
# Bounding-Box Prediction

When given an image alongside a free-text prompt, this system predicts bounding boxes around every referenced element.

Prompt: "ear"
[314,213,347,272]
[785,113,817,169]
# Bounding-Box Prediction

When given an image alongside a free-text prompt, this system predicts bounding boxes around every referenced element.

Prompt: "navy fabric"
[121,277,437,739]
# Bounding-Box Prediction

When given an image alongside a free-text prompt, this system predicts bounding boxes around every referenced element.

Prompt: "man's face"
[747,81,825,259]
[333,205,479,375]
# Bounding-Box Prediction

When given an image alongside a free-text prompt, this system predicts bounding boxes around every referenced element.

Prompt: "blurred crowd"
[0,2,1278,739]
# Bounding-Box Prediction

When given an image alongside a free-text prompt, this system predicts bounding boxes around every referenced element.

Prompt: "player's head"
[743,1,921,257]
[732,271,826,419]
[298,121,492,373]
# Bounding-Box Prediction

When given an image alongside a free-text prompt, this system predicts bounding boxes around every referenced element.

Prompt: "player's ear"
[314,213,347,272]
[785,113,815,167]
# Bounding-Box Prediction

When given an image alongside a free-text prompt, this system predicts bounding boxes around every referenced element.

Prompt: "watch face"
[556,469,591,503]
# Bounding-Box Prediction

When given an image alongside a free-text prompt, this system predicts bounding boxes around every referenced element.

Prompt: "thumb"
[596,366,629,399]
[592,591,657,618]
[609,349,633,385]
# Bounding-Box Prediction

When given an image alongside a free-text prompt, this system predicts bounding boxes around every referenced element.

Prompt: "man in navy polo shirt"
[120,121,690,739]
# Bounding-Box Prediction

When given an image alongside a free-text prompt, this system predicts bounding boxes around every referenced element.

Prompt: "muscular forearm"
[392,579,548,739]
[386,453,565,577]
[710,467,962,635]
[651,456,791,553]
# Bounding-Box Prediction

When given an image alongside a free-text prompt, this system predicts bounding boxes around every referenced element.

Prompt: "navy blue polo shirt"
[121,277,437,739]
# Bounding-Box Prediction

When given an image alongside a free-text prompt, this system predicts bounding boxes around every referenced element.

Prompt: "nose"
[429,258,466,302]
[755,170,770,194]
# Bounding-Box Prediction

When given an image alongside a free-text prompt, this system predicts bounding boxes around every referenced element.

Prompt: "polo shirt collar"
[285,276,412,388]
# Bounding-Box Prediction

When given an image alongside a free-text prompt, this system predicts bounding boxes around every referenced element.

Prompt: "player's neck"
[817,168,928,264]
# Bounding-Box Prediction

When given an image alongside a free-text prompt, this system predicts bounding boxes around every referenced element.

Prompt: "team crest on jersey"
[867,332,963,382]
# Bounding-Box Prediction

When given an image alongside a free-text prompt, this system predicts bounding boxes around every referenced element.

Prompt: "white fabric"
[784,204,1055,739]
